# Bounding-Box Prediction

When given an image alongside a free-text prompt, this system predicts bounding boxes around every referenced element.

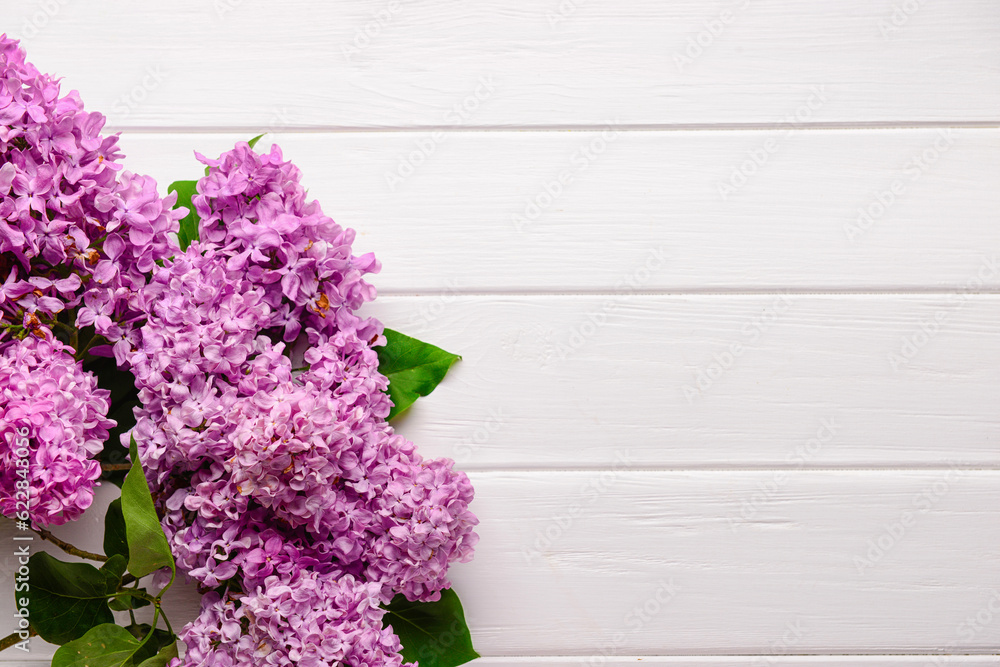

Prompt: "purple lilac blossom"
[0,334,112,526]
[0,36,475,666]
[0,34,182,363]
[122,141,477,664]
[180,559,405,667]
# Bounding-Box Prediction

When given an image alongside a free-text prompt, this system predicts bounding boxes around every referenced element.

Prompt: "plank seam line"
[457,467,1000,474]
[374,289,1000,298]
[473,652,1000,658]
[105,122,1000,135]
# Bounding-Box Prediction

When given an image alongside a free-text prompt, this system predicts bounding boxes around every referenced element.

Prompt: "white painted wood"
[449,471,1000,654]
[8,659,1000,666]
[355,294,1000,469]
[3,3,999,664]
[467,660,1000,666]
[4,471,999,656]
[5,1,999,129]
[110,129,1000,293]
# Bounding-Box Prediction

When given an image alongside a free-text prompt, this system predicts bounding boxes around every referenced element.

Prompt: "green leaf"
[122,436,175,579]
[103,498,128,560]
[108,591,151,612]
[383,588,479,667]
[134,641,179,667]
[26,552,118,644]
[126,625,176,665]
[247,133,265,149]
[167,180,199,251]
[376,329,460,421]
[51,623,145,667]
[100,554,127,581]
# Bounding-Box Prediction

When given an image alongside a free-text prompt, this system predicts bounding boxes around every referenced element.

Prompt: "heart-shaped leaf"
[376,329,460,421]
[52,623,144,667]
[383,588,479,667]
[26,553,119,644]
[134,640,179,667]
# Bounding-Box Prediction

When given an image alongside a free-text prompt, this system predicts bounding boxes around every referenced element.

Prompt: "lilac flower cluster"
[122,142,478,666]
[182,550,404,667]
[0,35,180,526]
[0,35,181,357]
[0,36,477,664]
[0,335,113,525]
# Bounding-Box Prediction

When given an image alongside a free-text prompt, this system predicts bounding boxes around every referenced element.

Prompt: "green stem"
[159,606,174,637]
[0,627,36,652]
[32,526,107,562]
[111,589,157,604]
[135,607,160,654]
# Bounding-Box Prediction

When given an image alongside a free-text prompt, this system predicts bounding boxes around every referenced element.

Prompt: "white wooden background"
[2,1,1000,665]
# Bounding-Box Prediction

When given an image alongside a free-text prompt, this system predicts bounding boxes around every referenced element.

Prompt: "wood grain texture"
[5,1,1000,129]
[3,471,999,656]
[0,660,987,667]
[110,129,1000,293]
[2,2,999,663]
[357,294,1000,469]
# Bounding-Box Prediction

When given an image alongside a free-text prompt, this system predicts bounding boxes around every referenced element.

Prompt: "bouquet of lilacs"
[0,35,479,667]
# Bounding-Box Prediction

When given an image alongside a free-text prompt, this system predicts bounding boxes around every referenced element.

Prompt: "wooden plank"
[357,294,1000,468]
[4,471,998,656]
[445,471,1000,654]
[6,659,999,667]
[111,129,1000,293]
[467,660,1000,666]
[6,1,999,128]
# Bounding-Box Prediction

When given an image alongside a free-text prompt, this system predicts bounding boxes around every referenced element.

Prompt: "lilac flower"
[191,141,379,342]
[0,34,181,358]
[2,37,477,666]
[123,140,478,661]
[0,334,113,526]
[179,560,410,667]
[364,445,480,602]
